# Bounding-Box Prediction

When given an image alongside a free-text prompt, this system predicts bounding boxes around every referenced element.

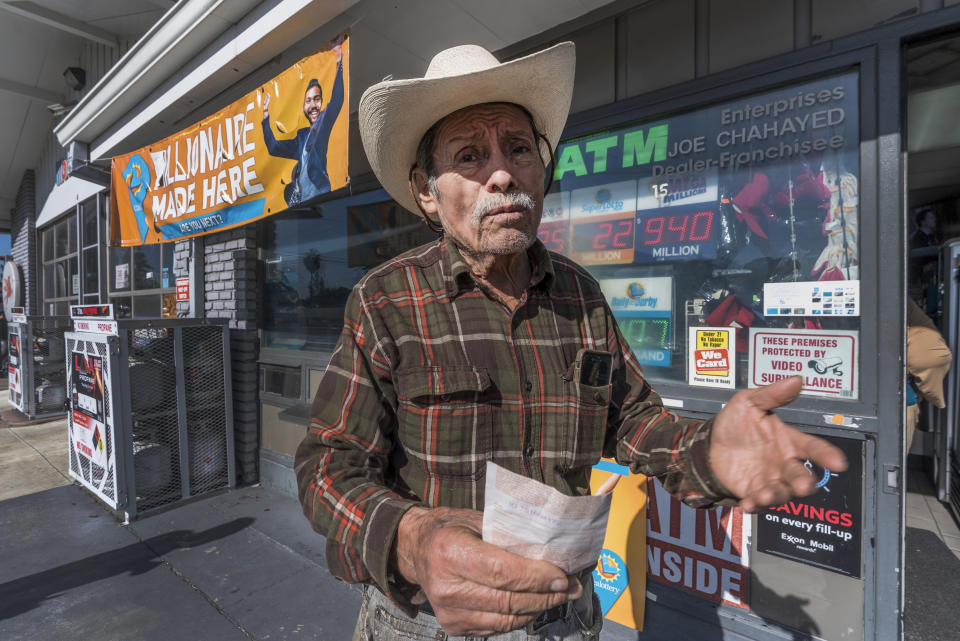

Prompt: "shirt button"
[524,380,533,393]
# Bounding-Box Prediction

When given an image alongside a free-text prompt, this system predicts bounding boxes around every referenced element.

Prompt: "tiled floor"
[906,465,960,559]
[904,466,960,640]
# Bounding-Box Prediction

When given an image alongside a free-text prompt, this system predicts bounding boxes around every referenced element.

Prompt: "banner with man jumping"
[110,32,349,246]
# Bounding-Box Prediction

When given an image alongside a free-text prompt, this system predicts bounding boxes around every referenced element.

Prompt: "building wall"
[11,170,37,314]
[36,39,136,207]
[505,0,935,118]
[203,225,260,485]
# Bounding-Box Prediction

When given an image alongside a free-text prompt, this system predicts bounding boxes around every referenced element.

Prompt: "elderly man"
[295,42,846,640]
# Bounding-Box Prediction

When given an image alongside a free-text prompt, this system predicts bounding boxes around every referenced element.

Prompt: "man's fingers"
[746,375,803,412]
[456,542,571,594]
[740,479,794,512]
[793,431,848,473]
[782,458,816,497]
[434,606,536,637]
[594,474,620,495]
[433,578,580,636]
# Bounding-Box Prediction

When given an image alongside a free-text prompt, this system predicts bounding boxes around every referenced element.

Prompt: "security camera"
[63,67,86,91]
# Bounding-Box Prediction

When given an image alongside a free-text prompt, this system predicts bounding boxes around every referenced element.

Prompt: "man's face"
[303,86,322,123]
[415,103,545,257]
[923,211,937,231]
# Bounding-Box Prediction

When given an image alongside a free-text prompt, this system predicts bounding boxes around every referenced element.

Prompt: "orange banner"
[590,460,647,630]
[110,33,349,246]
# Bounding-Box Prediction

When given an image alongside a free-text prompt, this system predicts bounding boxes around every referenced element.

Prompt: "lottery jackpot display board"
[542,72,861,392]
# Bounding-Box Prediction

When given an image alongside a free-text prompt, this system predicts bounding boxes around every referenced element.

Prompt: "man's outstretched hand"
[394,506,581,637]
[709,375,848,512]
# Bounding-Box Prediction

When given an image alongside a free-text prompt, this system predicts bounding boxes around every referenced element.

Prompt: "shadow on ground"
[0,517,253,620]
[904,526,960,641]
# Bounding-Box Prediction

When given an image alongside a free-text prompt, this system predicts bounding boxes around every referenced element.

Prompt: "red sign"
[70,304,113,319]
[646,478,751,608]
[694,349,729,372]
[176,277,190,302]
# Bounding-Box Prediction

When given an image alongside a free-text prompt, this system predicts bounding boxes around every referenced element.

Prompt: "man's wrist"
[394,506,429,585]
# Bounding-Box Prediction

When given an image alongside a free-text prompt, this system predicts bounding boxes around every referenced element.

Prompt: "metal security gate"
[7,311,71,419]
[66,331,122,509]
[7,320,24,411]
[67,307,235,520]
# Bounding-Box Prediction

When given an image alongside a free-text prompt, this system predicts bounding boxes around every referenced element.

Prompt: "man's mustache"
[472,192,537,223]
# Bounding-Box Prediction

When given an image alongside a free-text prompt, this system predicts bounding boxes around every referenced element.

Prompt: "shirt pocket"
[560,363,610,473]
[395,366,493,480]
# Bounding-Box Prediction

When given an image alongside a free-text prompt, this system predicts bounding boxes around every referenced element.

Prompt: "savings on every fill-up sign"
[749,328,858,398]
[599,277,673,367]
[757,435,863,577]
[110,33,349,246]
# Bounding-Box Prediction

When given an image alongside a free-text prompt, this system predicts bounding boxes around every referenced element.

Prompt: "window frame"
[555,48,880,425]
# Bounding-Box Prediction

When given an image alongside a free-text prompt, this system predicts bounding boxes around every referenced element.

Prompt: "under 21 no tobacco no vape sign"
[757,435,863,578]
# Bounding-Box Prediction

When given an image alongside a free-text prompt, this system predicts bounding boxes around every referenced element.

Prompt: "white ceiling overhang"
[55,0,621,162]
[55,0,360,159]
[36,176,104,228]
[53,0,264,151]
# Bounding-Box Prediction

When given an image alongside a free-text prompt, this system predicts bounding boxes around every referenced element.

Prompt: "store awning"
[36,176,105,229]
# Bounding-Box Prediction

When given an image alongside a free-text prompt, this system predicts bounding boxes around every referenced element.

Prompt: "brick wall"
[203,225,260,484]
[10,170,38,314]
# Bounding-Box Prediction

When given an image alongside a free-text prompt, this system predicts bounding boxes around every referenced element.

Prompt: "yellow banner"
[589,461,647,630]
[110,33,349,246]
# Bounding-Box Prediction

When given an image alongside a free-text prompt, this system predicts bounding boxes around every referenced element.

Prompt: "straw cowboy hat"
[359,41,575,217]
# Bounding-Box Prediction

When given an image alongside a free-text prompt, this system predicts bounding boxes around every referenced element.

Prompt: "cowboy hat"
[359,41,575,217]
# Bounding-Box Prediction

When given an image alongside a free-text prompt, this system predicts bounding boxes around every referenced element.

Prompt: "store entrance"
[905,33,960,522]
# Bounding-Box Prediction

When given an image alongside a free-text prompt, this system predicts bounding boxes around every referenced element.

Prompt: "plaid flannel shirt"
[295,235,730,613]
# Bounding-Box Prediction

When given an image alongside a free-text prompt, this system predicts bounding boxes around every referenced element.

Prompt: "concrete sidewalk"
[0,481,361,640]
[0,389,360,641]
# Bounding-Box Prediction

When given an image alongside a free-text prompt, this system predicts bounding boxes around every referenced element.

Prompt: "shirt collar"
[442,234,556,297]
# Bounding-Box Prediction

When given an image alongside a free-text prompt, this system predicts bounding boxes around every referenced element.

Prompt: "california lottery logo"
[626,282,645,299]
[593,549,629,615]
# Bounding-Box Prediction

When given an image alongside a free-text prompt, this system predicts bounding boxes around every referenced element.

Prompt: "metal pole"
[222,325,236,488]
[116,330,137,519]
[174,327,190,498]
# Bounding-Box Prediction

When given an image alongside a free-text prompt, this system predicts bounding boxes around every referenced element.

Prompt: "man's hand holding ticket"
[481,462,614,574]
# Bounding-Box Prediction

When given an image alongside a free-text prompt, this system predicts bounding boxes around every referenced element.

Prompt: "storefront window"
[261,189,435,351]
[41,216,78,315]
[42,194,109,314]
[78,197,105,305]
[544,72,861,398]
[107,242,175,319]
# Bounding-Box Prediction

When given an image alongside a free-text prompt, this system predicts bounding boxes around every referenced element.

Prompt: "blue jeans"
[352,580,601,641]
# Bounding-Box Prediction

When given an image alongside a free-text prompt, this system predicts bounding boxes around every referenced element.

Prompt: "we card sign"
[688,327,735,388]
